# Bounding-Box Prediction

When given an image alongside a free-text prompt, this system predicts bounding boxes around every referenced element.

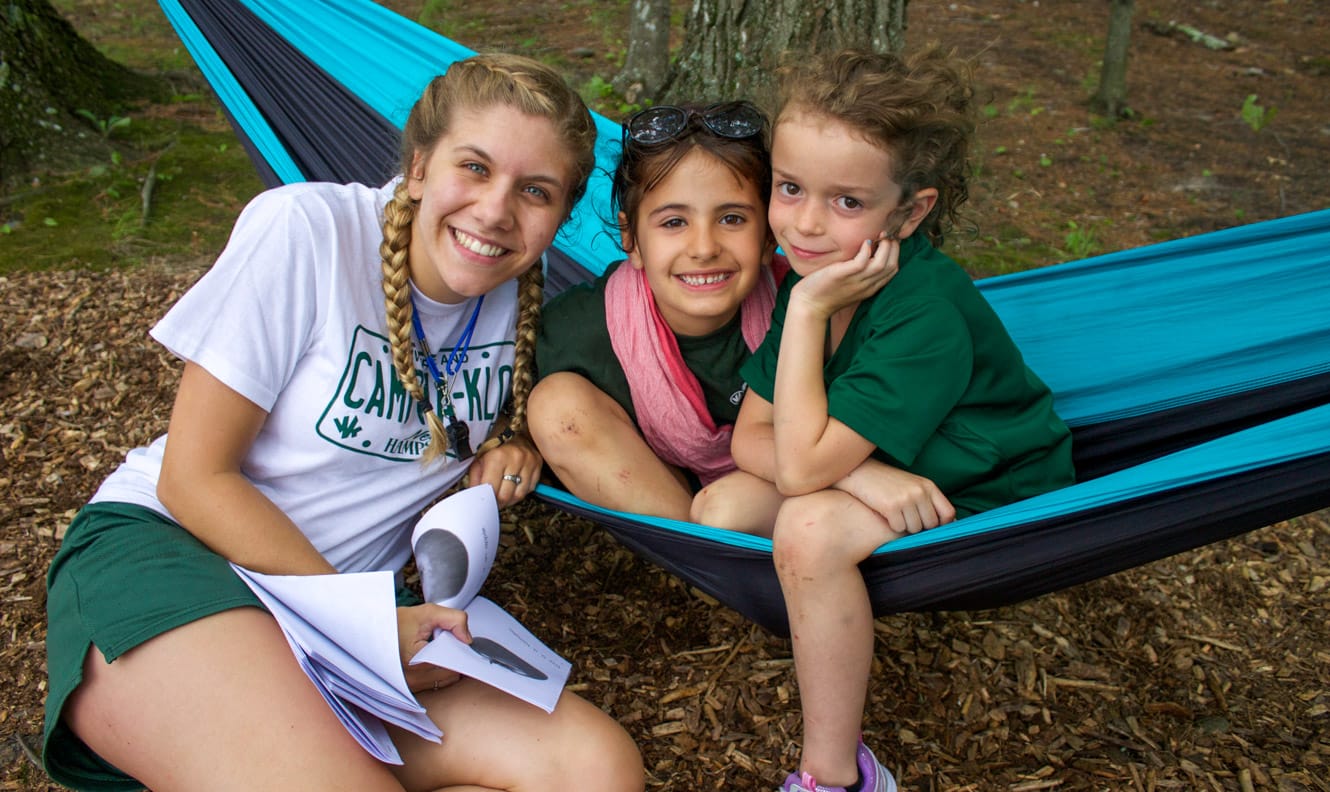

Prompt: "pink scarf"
[605,262,777,485]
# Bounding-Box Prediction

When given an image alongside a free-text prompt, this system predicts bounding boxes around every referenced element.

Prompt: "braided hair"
[379,54,596,463]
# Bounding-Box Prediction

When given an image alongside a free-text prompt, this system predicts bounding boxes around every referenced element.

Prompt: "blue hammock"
[158,0,1330,635]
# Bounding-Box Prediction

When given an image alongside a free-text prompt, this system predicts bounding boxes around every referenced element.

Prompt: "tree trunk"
[0,0,166,188]
[664,0,909,104]
[614,0,672,104]
[1091,0,1134,117]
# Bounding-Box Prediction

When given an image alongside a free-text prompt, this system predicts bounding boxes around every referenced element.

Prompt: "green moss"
[1,121,262,273]
[950,226,1061,279]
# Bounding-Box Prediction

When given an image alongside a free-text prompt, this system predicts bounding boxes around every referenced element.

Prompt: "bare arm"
[730,389,776,481]
[772,238,898,494]
[157,362,334,574]
[832,458,956,534]
[735,387,955,531]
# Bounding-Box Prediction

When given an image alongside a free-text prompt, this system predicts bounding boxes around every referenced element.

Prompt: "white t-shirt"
[92,180,520,574]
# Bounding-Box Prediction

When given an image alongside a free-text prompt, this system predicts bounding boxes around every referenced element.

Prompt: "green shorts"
[42,502,262,791]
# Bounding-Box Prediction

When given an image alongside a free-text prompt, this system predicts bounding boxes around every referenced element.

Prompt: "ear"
[894,187,939,240]
[619,212,644,269]
[406,150,427,201]
[761,229,777,265]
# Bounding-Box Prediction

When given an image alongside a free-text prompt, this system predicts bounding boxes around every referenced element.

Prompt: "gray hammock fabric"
[158,0,1330,634]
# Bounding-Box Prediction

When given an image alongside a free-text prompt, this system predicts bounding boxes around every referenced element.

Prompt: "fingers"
[494,458,538,504]
[882,478,952,535]
[421,602,472,642]
[469,442,540,507]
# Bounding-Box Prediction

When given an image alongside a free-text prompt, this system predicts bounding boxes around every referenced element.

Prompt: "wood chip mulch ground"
[2,268,1327,791]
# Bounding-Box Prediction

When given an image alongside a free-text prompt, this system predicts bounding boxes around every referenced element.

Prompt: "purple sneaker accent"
[778,741,897,792]
[779,770,846,792]
[855,741,898,792]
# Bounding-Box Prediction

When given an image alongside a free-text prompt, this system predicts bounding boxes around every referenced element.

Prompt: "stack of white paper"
[232,484,570,764]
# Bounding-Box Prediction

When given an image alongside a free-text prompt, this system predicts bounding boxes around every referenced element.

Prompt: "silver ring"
[432,680,442,691]
[503,473,522,485]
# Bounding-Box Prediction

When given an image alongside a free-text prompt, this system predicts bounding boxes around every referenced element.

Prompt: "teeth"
[678,272,732,286]
[453,229,506,257]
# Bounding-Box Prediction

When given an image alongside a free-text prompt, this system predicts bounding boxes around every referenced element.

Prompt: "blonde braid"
[380,180,451,464]
[475,263,543,456]
[387,53,594,466]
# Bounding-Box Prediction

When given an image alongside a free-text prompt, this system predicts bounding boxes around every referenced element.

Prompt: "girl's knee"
[528,374,606,458]
[690,473,781,534]
[689,482,730,527]
[772,492,858,576]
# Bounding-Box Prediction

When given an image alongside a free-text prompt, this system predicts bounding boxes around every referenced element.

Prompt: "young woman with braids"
[41,54,643,792]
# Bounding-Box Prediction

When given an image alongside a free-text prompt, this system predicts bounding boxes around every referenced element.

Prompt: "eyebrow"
[455,144,569,191]
[772,167,875,197]
[645,201,760,221]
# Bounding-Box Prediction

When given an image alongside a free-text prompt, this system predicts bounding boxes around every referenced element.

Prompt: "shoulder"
[240,181,387,227]
[542,261,620,326]
[872,241,975,317]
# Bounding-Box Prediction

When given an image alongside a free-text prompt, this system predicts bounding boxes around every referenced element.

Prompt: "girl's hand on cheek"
[792,233,900,318]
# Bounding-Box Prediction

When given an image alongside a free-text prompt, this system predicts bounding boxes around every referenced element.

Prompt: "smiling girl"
[42,54,643,792]
[528,101,780,520]
[708,49,1075,792]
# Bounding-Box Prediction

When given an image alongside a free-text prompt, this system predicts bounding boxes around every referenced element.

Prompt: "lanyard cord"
[410,294,484,457]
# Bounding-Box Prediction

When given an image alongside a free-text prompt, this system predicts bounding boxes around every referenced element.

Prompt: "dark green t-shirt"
[741,236,1075,518]
[536,261,753,427]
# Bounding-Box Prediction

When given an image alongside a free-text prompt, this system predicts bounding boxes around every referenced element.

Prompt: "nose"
[687,223,720,261]
[686,220,718,262]
[793,200,823,237]
[472,181,516,230]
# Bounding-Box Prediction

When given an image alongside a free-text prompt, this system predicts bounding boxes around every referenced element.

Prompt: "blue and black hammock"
[159,0,1330,635]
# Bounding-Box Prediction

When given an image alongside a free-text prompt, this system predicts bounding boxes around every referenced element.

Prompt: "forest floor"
[2,1,1328,790]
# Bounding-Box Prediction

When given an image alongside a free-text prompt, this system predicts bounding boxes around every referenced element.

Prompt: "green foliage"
[1006,87,1045,116]
[1240,94,1277,132]
[952,225,1062,278]
[1061,220,1102,259]
[1089,114,1117,131]
[579,75,641,119]
[75,109,132,139]
[0,119,262,273]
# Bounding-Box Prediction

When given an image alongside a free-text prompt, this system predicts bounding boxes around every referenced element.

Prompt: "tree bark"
[1091,0,1134,117]
[0,0,166,187]
[614,0,672,104]
[664,0,909,104]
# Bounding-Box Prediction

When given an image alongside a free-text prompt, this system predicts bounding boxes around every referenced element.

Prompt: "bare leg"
[65,607,406,792]
[528,373,693,520]
[394,683,643,792]
[773,490,903,787]
[690,469,785,536]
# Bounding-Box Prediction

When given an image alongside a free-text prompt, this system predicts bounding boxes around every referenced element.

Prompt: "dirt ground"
[3,1,1329,790]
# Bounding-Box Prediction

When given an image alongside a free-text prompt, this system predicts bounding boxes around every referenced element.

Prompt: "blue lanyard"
[410,294,484,457]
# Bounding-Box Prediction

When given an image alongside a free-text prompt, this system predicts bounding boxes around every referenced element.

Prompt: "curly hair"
[775,47,975,248]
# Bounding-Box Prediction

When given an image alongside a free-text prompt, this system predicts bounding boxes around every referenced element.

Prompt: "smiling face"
[768,109,933,277]
[406,104,577,304]
[623,147,773,337]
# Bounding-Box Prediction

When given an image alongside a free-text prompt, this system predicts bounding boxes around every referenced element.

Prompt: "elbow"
[156,458,201,519]
[773,465,823,497]
[156,466,185,516]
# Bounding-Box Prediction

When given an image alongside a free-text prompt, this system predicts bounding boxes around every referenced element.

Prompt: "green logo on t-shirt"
[317,325,513,461]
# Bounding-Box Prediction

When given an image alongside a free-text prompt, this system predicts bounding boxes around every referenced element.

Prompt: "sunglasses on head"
[623,101,766,146]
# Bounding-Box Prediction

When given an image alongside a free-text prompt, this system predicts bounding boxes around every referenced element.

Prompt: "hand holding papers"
[231,484,569,764]
[408,485,571,713]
